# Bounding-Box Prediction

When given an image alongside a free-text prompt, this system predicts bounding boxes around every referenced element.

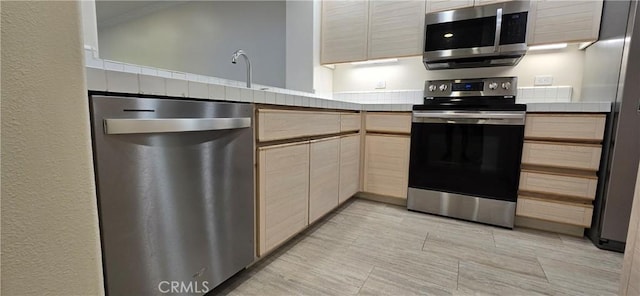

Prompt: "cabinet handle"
[104,118,251,134]
[494,8,503,52]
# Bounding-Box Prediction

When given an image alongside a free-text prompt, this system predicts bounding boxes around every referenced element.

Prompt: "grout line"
[456,261,460,291]
[537,257,551,284]
[355,266,375,295]
[421,233,429,251]
[491,230,497,248]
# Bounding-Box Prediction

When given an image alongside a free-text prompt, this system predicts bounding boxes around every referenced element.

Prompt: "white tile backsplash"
[276,93,286,105]
[105,70,138,94]
[225,86,242,101]
[86,67,107,91]
[557,87,572,101]
[139,75,165,96]
[188,81,208,99]
[171,72,187,80]
[156,69,172,79]
[240,89,254,102]
[122,64,141,74]
[104,61,125,72]
[166,79,188,97]
[209,84,225,99]
[84,52,104,69]
[516,86,572,103]
[89,58,607,114]
[253,90,266,104]
[265,92,276,104]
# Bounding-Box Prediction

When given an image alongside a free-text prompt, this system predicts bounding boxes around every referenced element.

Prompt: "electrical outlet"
[534,75,554,86]
[375,80,386,89]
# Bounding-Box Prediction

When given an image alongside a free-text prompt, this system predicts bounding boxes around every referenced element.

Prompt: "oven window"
[425,16,496,51]
[409,122,524,201]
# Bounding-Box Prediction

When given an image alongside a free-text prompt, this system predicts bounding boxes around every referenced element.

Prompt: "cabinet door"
[258,142,310,256]
[309,137,341,223]
[339,134,361,204]
[364,134,410,198]
[528,0,603,45]
[368,0,426,59]
[321,0,369,64]
[426,0,474,13]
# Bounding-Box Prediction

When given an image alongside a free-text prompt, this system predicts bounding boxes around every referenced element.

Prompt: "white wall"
[286,0,314,93]
[312,0,334,97]
[332,47,585,100]
[1,1,104,295]
[80,0,99,54]
[97,1,287,88]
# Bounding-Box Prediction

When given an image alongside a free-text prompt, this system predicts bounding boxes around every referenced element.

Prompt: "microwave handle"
[494,8,503,52]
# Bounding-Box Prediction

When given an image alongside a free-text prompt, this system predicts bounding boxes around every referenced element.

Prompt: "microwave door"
[423,1,529,62]
[424,15,498,60]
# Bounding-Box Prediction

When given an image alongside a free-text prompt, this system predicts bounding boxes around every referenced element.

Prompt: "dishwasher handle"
[104,117,251,135]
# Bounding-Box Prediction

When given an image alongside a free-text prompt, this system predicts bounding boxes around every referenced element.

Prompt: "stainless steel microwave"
[423,1,529,70]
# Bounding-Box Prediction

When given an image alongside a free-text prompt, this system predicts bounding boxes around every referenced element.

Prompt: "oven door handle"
[412,111,525,125]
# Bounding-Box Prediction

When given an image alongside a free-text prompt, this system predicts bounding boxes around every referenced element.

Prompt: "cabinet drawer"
[525,114,606,141]
[522,141,602,170]
[519,171,597,200]
[516,197,593,227]
[258,109,340,141]
[340,113,361,132]
[365,112,411,134]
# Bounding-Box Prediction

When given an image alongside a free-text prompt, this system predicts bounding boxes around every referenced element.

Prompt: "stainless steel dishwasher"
[90,95,254,295]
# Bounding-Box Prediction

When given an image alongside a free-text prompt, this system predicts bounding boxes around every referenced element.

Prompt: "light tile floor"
[212,199,623,296]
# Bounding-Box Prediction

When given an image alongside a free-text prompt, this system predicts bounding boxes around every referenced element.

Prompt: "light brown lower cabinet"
[257,142,310,257]
[363,134,410,199]
[309,137,340,224]
[339,134,361,204]
[516,196,593,227]
[519,170,598,200]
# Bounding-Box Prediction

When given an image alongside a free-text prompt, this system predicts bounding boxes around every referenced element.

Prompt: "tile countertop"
[84,55,611,113]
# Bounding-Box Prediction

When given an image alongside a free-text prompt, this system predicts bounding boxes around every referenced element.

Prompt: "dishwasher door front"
[90,95,254,295]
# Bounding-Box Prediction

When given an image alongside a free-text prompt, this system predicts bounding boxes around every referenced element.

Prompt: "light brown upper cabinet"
[425,0,514,13]
[309,137,341,224]
[425,0,474,13]
[368,1,427,59]
[528,0,604,45]
[321,0,427,64]
[321,0,370,64]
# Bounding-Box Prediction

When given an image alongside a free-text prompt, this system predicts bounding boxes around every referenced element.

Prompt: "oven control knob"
[488,82,498,90]
[439,84,448,91]
[501,82,512,90]
[428,85,437,92]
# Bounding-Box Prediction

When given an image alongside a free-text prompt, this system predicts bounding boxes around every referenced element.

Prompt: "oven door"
[409,110,525,202]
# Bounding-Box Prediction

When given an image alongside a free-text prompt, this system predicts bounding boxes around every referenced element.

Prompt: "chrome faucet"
[231,49,252,88]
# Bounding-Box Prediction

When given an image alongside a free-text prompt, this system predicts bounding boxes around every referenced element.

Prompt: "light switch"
[375,80,386,89]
